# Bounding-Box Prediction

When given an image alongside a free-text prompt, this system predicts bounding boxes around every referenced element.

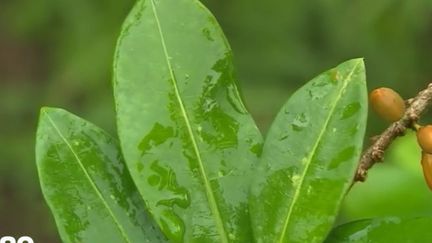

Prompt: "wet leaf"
[326,217,432,242]
[249,59,368,243]
[35,107,166,243]
[113,0,262,242]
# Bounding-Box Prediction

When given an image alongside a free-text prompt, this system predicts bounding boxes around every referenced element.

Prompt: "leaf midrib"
[278,60,362,242]
[44,111,132,243]
[149,1,229,242]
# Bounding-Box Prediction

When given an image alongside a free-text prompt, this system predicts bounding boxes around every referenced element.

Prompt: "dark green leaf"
[326,217,432,242]
[35,107,166,243]
[113,0,262,242]
[249,59,368,243]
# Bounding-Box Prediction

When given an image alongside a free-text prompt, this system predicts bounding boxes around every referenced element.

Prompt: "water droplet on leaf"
[291,113,309,131]
[341,102,361,120]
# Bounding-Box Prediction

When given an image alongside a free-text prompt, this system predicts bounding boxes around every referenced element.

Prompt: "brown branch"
[354,82,432,182]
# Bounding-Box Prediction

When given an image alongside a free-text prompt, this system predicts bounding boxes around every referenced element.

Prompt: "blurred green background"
[1,0,432,241]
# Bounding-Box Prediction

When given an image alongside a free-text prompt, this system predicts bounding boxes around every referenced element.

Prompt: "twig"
[354,82,432,183]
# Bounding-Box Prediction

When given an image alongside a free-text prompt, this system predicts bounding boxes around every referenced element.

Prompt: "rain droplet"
[350,125,359,135]
[312,79,329,88]
[137,162,144,172]
[308,88,328,100]
[307,186,313,195]
[148,175,160,186]
[384,217,402,224]
[159,210,185,242]
[257,225,264,232]
[301,157,308,165]
[328,146,356,169]
[329,69,341,84]
[249,142,263,156]
[202,27,215,41]
[341,102,361,120]
[227,84,248,114]
[291,174,301,187]
[202,99,216,114]
[291,113,309,131]
[151,161,191,209]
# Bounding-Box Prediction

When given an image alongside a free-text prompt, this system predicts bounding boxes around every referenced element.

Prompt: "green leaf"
[249,59,368,243]
[326,217,432,242]
[113,0,262,242]
[35,107,166,243]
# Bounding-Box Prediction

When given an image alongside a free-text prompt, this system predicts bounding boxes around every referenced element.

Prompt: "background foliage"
[1,0,432,241]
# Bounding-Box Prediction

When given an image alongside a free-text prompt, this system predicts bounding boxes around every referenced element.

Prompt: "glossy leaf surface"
[326,217,432,242]
[36,107,166,243]
[250,59,368,243]
[113,0,262,242]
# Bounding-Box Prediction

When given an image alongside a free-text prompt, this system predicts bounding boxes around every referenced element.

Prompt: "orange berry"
[369,87,406,122]
[417,125,432,154]
[421,152,432,191]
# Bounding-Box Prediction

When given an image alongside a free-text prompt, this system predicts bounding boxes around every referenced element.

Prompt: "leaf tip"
[338,58,366,84]
[40,106,60,114]
[39,106,70,119]
[347,57,365,70]
[37,107,69,131]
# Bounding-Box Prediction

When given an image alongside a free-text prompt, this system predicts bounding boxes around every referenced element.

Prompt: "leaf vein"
[149,1,229,242]
[44,111,132,243]
[278,60,362,242]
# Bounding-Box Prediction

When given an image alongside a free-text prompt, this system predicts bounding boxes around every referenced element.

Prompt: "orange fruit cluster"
[370,87,432,191]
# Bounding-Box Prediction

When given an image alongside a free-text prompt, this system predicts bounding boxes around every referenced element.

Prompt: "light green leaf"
[36,107,166,243]
[113,0,262,242]
[326,217,432,242]
[250,59,368,243]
